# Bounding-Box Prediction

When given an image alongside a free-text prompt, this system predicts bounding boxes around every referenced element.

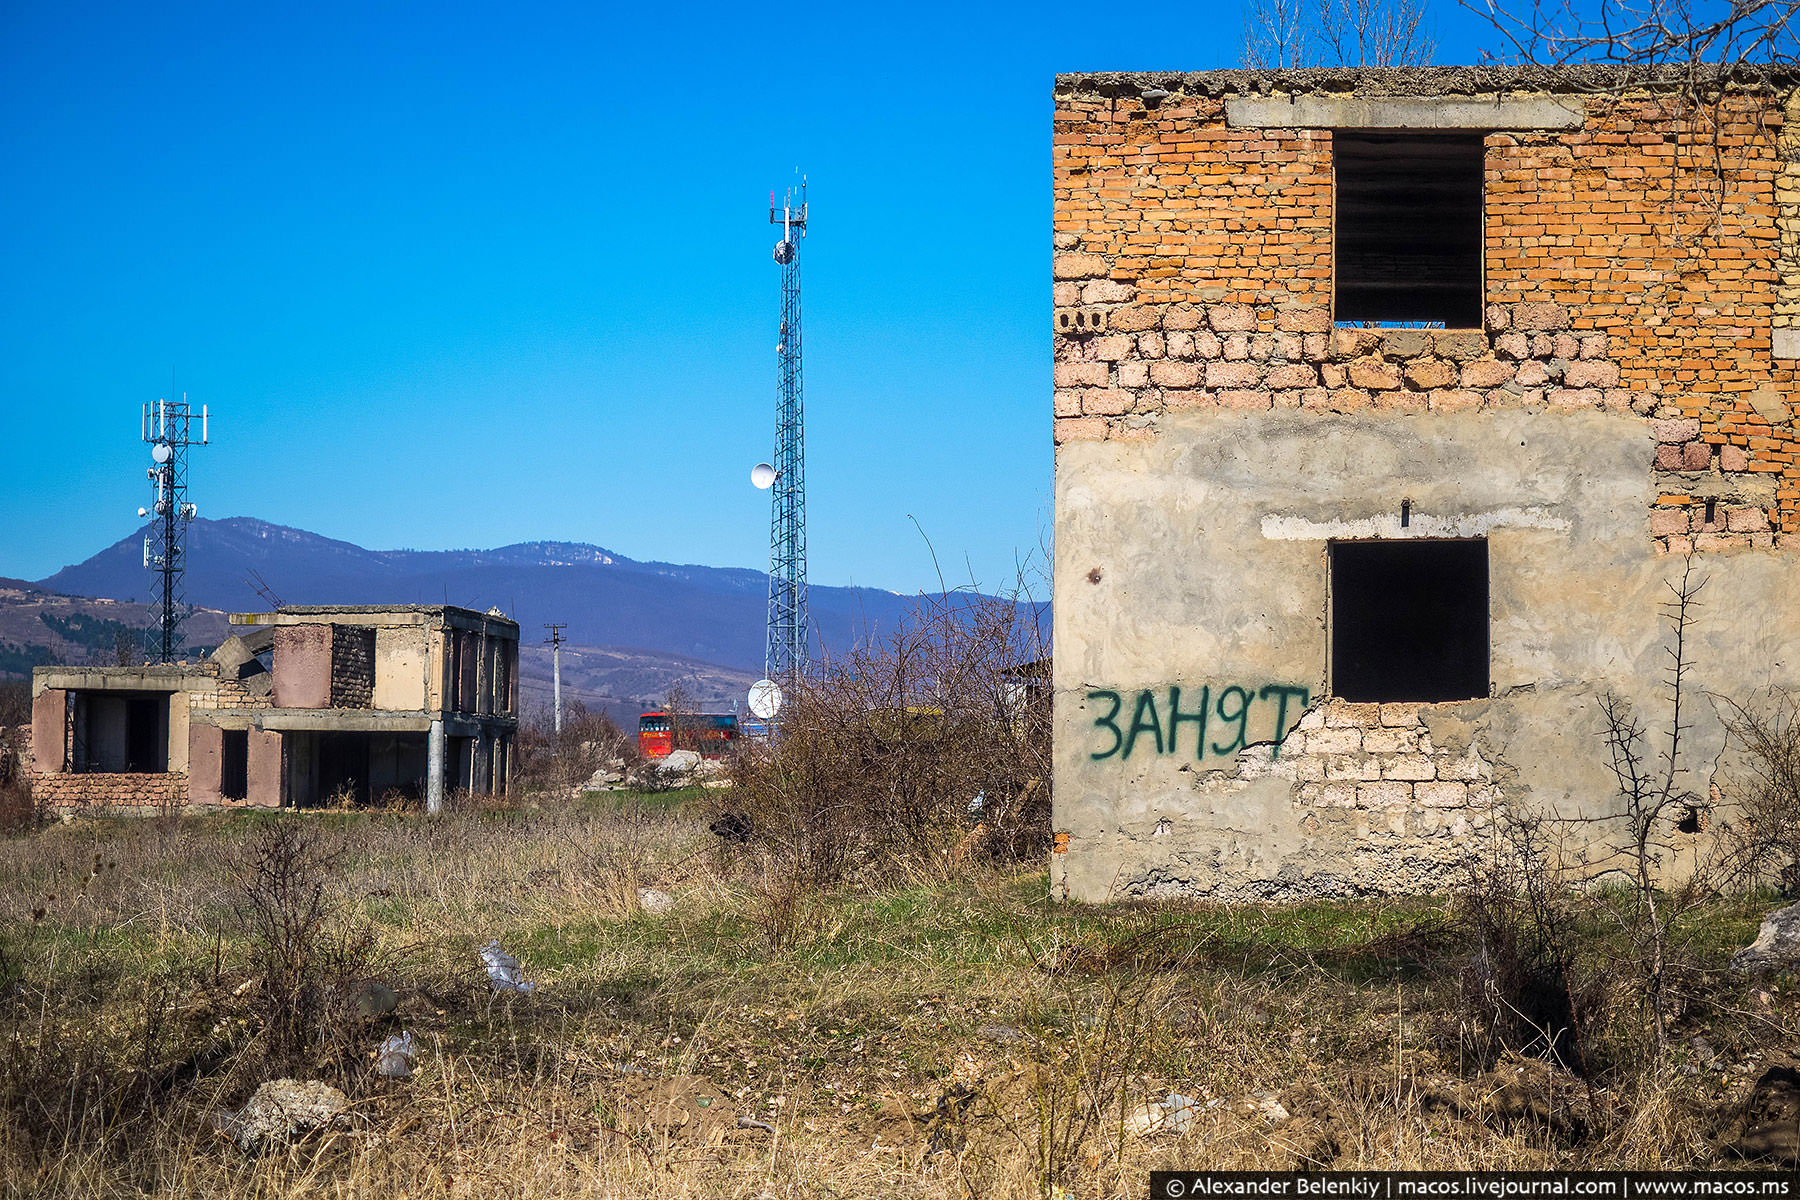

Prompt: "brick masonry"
[330,624,375,709]
[30,771,188,812]
[1052,82,1800,546]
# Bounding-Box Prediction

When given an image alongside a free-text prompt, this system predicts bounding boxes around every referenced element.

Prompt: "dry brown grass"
[0,794,1791,1199]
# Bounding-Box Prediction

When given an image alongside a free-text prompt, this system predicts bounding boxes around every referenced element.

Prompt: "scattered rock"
[354,979,398,1020]
[977,1023,1025,1046]
[1724,1065,1800,1165]
[656,750,703,776]
[213,1078,350,1152]
[636,887,674,914]
[1732,903,1800,970]
[582,767,624,790]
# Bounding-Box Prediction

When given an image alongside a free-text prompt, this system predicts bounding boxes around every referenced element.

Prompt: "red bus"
[638,712,739,759]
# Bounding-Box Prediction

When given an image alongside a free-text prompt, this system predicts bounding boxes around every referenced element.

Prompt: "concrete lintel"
[37,667,216,693]
[1772,326,1800,359]
[441,716,518,738]
[1226,94,1584,130]
[255,709,432,733]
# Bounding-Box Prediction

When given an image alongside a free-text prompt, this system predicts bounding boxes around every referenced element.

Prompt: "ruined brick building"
[1051,67,1800,901]
[30,605,518,813]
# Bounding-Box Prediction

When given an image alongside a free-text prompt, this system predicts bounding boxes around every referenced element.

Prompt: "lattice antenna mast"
[139,396,209,663]
[765,180,809,682]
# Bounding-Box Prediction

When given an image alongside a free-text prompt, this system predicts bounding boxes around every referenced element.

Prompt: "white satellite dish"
[750,463,778,490]
[150,442,173,464]
[137,507,148,518]
[748,678,783,720]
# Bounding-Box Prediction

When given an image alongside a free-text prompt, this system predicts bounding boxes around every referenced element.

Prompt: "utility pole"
[544,623,566,738]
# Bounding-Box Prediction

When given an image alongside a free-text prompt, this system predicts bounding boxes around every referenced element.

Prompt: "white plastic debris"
[479,940,537,993]
[967,790,986,815]
[1125,1091,1202,1137]
[375,1031,417,1078]
[637,887,675,914]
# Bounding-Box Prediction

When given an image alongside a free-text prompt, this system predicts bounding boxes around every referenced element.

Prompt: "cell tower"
[763,180,809,682]
[139,396,209,663]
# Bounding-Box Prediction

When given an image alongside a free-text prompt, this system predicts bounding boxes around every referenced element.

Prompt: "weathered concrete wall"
[247,729,281,807]
[374,626,428,711]
[274,625,333,709]
[30,688,64,774]
[189,722,223,807]
[1052,407,1800,901]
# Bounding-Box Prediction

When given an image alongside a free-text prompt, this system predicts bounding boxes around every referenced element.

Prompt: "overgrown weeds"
[726,585,1050,888]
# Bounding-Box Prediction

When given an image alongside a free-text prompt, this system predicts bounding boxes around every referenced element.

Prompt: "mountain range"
[12,517,1015,720]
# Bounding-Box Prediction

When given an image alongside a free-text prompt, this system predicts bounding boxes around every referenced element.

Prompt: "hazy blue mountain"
[34,517,989,672]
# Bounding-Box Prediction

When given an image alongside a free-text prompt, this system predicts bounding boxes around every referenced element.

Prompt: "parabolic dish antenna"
[748,678,783,720]
[150,441,173,464]
[750,462,777,490]
[773,240,795,265]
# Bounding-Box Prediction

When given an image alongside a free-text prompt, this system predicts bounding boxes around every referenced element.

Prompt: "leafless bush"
[726,585,1050,888]
[1245,0,1437,67]
[512,698,637,795]
[230,822,382,1080]
[1457,818,1603,1073]
[1712,688,1800,893]
[0,729,36,833]
[1461,562,1726,1075]
[1468,0,1799,69]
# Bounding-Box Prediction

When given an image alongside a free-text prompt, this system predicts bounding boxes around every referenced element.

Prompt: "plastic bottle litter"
[479,940,537,993]
[375,1031,417,1078]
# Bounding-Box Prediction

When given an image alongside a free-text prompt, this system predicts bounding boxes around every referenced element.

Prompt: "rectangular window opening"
[221,730,249,801]
[1334,132,1484,329]
[1331,539,1489,703]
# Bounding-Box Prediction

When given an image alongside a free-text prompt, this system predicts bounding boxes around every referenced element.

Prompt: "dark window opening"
[1334,132,1484,328]
[1331,539,1489,703]
[221,730,248,800]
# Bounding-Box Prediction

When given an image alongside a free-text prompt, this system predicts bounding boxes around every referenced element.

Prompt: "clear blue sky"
[1,1,1500,594]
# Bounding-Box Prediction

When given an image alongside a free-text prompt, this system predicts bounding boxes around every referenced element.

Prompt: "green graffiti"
[1088,689,1123,760]
[1123,690,1164,758]
[1086,683,1311,764]
[1210,685,1253,757]
[1167,685,1210,760]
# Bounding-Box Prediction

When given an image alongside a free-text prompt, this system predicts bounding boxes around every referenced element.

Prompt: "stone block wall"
[330,625,375,709]
[31,771,188,813]
[1052,79,1800,542]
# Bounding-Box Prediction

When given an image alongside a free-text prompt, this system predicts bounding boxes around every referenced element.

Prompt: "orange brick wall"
[1052,81,1800,545]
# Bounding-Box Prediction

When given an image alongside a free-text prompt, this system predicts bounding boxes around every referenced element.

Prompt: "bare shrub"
[1245,0,1436,68]
[230,821,382,1080]
[512,698,637,796]
[1712,688,1800,894]
[725,585,1050,888]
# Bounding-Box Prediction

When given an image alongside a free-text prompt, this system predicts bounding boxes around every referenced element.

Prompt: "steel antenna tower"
[765,179,809,682]
[139,396,209,663]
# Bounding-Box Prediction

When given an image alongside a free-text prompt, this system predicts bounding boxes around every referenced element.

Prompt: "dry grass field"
[0,789,1793,1199]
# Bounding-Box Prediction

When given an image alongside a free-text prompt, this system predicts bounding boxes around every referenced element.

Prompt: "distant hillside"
[32,516,1010,677]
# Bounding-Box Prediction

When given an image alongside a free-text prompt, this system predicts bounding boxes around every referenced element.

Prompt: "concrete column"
[426,718,445,813]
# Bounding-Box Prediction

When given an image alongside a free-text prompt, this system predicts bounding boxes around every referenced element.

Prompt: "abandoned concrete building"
[1051,67,1800,901]
[29,605,519,813]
